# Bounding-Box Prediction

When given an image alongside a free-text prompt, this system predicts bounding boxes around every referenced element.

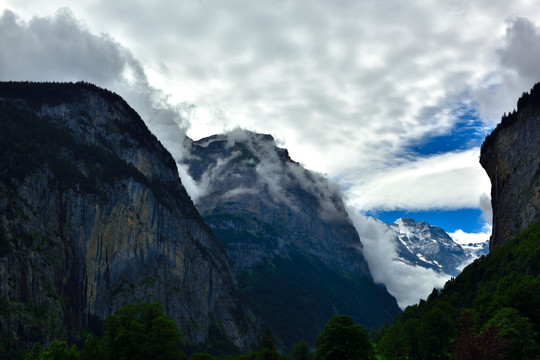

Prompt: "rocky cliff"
[480,83,540,251]
[181,129,400,348]
[0,82,259,351]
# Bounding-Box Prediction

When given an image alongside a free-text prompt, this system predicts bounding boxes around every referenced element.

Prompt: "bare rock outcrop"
[480,83,540,251]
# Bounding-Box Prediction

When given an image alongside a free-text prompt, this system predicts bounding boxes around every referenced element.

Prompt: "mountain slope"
[390,218,473,276]
[376,83,540,359]
[0,82,259,351]
[181,129,401,349]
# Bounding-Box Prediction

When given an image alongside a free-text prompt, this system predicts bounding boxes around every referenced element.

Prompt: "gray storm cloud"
[498,17,540,80]
[0,8,190,164]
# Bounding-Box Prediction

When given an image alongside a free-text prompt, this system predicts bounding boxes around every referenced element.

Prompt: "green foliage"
[256,329,281,360]
[314,315,375,360]
[288,341,312,360]
[481,307,539,360]
[377,322,406,360]
[22,302,187,360]
[102,302,184,360]
[482,81,540,150]
[417,306,454,360]
[452,311,512,360]
[189,353,218,360]
[79,334,105,360]
[377,219,540,360]
[25,340,80,360]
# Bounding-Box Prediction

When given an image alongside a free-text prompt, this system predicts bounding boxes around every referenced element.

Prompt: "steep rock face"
[0,82,258,350]
[391,218,471,276]
[480,83,540,251]
[185,131,371,276]
[181,129,400,348]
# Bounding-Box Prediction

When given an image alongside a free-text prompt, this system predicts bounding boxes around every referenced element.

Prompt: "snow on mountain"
[389,218,487,277]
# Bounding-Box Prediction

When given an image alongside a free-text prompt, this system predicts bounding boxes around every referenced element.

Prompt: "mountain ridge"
[181,128,401,349]
[0,82,260,351]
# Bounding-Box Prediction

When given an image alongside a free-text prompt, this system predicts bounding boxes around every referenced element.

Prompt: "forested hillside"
[377,219,540,359]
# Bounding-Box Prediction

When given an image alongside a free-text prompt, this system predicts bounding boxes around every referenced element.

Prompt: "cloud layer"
[3,2,540,216]
[3,2,540,306]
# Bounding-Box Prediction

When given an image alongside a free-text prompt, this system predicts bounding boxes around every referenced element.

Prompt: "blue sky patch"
[410,110,491,156]
[367,208,487,234]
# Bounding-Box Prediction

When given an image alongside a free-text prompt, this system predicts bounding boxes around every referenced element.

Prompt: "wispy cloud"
[343,148,492,212]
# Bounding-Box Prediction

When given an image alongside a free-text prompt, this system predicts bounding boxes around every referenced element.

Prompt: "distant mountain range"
[386,218,488,277]
[0,81,491,356]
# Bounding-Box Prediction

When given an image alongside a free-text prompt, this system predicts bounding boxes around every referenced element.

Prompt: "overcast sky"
[2,1,540,287]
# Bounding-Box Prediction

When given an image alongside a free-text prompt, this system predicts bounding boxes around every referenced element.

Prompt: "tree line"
[375,219,540,359]
[9,302,376,360]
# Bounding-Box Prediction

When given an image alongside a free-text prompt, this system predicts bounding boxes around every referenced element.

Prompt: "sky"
[2,0,540,306]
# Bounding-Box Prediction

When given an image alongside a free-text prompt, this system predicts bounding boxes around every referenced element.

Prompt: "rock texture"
[480,83,540,251]
[0,82,259,350]
[391,218,471,276]
[181,129,400,348]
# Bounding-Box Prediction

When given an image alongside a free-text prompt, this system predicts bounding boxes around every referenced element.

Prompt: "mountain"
[389,218,474,276]
[480,83,540,251]
[458,240,489,259]
[376,83,540,359]
[181,129,401,349]
[0,82,259,352]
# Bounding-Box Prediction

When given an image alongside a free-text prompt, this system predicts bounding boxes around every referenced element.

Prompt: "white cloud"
[348,211,450,308]
[344,148,492,212]
[5,1,540,309]
[0,8,192,168]
[450,226,492,245]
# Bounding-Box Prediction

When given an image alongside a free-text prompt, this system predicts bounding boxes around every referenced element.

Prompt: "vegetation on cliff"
[481,81,540,151]
[376,219,540,359]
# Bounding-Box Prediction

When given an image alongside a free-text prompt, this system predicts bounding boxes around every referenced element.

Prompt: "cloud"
[449,226,492,245]
[348,210,450,308]
[479,193,493,225]
[344,148,492,212]
[0,8,190,166]
[475,16,540,125]
[181,128,348,222]
[498,17,540,80]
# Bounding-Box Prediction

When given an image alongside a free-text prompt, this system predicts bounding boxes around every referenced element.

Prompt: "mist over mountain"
[180,129,400,348]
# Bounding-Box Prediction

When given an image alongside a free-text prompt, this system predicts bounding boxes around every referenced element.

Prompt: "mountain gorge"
[181,130,401,348]
[0,82,259,351]
[376,82,540,360]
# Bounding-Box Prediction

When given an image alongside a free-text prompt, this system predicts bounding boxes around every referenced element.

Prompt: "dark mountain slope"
[0,82,259,352]
[181,130,401,349]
